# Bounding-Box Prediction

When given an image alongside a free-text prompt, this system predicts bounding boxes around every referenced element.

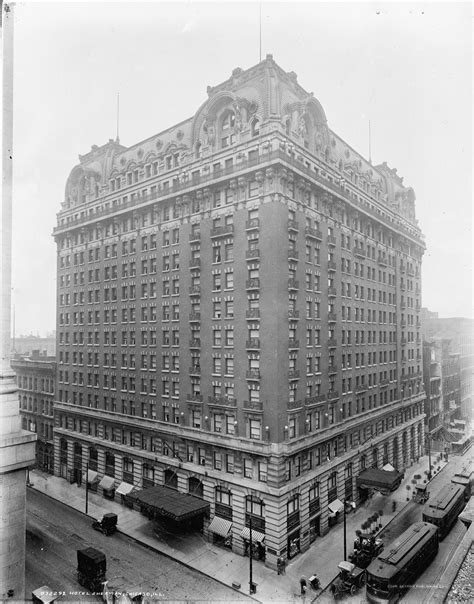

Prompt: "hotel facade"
[52,56,426,568]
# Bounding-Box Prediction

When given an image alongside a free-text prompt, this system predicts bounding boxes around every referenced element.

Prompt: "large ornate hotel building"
[53,56,426,568]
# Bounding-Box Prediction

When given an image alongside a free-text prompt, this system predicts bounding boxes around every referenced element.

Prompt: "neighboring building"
[11,351,56,474]
[421,310,474,436]
[52,56,426,569]
[0,4,37,599]
[12,333,56,357]
[422,341,443,437]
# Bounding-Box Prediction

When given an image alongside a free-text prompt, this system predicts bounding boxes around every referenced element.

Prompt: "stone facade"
[11,352,56,474]
[52,56,426,569]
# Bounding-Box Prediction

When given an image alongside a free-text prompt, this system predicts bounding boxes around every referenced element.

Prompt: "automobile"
[413,484,430,504]
[330,560,366,600]
[92,513,118,536]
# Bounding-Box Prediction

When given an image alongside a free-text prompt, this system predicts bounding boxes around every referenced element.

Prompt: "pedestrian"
[300,576,307,595]
[277,557,286,575]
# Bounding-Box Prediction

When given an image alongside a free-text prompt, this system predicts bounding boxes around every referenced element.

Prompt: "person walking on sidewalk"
[300,576,307,595]
[277,557,286,575]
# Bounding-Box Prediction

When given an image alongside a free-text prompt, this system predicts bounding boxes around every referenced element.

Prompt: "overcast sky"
[10,1,472,336]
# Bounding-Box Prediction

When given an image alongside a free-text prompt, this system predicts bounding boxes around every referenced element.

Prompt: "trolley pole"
[85,462,89,515]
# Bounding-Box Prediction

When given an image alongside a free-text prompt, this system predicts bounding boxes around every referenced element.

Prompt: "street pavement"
[26,488,251,603]
[28,451,462,604]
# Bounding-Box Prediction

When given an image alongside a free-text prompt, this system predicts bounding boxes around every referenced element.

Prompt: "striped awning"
[83,470,99,484]
[241,527,265,542]
[98,475,115,490]
[208,516,232,538]
[116,482,135,496]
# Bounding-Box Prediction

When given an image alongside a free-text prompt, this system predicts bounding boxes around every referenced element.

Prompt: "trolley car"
[421,483,466,539]
[366,522,439,604]
[451,460,474,500]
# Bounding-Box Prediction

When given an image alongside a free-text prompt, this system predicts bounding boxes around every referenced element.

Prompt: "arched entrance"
[59,438,68,479]
[72,442,82,484]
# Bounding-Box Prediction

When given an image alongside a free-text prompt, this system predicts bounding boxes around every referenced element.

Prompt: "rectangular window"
[249,418,261,440]
[243,459,253,479]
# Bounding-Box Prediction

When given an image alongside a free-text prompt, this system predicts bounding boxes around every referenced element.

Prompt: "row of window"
[20,395,54,416]
[16,375,54,393]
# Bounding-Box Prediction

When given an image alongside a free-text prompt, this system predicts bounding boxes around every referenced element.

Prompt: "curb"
[29,484,260,603]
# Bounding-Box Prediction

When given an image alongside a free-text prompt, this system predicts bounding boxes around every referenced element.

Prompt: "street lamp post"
[343,500,356,561]
[427,431,432,479]
[249,516,255,594]
[85,462,89,515]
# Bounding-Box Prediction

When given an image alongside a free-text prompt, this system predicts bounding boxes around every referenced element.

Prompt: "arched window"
[195,141,202,160]
[251,119,260,137]
[222,110,235,131]
[220,110,236,148]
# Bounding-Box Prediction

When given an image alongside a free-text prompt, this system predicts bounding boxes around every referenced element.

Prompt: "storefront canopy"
[116,482,135,496]
[130,485,209,522]
[83,469,98,484]
[356,468,404,493]
[98,475,116,490]
[328,499,344,516]
[240,527,265,542]
[208,516,232,538]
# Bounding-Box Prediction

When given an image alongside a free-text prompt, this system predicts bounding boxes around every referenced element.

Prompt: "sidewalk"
[29,454,448,603]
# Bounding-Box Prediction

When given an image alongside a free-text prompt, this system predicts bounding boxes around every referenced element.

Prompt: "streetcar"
[366,521,439,604]
[421,483,466,539]
[451,460,474,500]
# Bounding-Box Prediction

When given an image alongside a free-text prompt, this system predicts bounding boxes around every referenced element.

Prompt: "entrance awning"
[241,527,265,542]
[130,485,209,522]
[98,475,116,490]
[328,499,344,516]
[208,516,232,538]
[83,470,98,484]
[382,463,395,472]
[116,482,135,496]
[357,468,404,493]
